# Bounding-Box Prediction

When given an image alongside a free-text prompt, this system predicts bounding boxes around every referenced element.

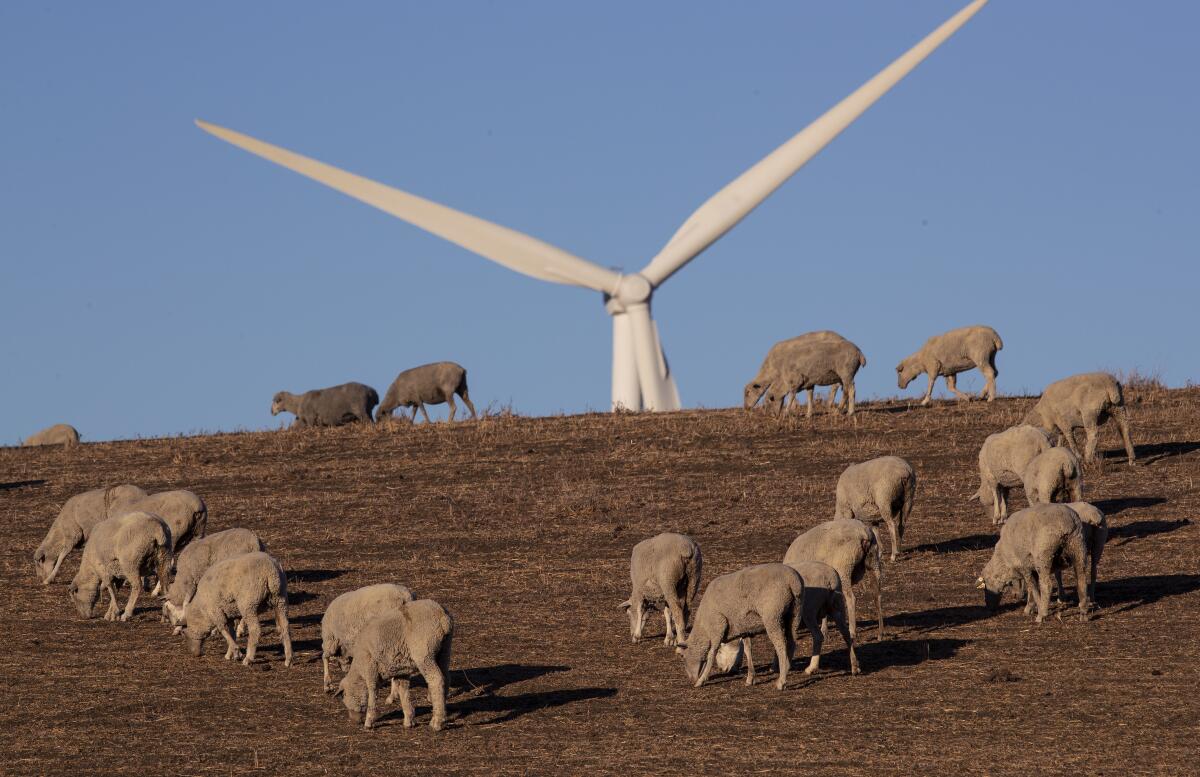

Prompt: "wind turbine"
[198,0,987,412]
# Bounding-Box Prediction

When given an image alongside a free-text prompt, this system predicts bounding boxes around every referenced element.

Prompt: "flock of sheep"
[24,321,1147,727]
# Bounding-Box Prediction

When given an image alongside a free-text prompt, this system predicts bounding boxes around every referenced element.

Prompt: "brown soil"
[2,388,1198,775]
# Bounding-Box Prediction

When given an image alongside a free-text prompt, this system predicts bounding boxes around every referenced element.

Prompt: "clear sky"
[2,2,1197,442]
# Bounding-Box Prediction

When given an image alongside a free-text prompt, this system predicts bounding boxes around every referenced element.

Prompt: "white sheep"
[23,423,80,447]
[744,331,852,411]
[783,518,884,641]
[111,489,208,555]
[162,528,266,626]
[321,583,416,692]
[271,382,379,427]
[1023,371,1135,466]
[619,532,702,646]
[977,504,1089,623]
[834,456,917,562]
[896,325,1003,405]
[1056,502,1107,605]
[179,551,293,667]
[337,599,454,730]
[677,563,803,690]
[973,425,1053,526]
[759,339,867,417]
[34,484,146,584]
[1022,447,1083,505]
[69,511,172,622]
[377,361,476,422]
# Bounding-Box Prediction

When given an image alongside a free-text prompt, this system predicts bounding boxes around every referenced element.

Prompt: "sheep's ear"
[618,599,631,611]
[975,577,986,589]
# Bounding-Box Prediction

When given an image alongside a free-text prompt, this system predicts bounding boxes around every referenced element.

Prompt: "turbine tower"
[198,0,987,412]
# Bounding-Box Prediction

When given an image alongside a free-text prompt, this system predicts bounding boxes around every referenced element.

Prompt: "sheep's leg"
[945,373,970,401]
[243,612,261,665]
[871,564,885,641]
[662,589,686,648]
[661,607,673,645]
[419,404,432,423]
[446,394,457,422]
[410,406,420,422]
[805,388,815,418]
[845,379,856,415]
[274,602,293,667]
[103,579,121,620]
[219,619,242,661]
[980,358,998,401]
[843,587,858,642]
[120,577,141,622]
[764,620,792,690]
[364,678,379,730]
[459,389,477,420]
[420,657,448,731]
[393,677,415,727]
[920,373,936,406]
[1082,419,1101,466]
[826,384,841,411]
[1111,406,1135,465]
[1072,545,1091,620]
[882,506,901,563]
[803,612,823,675]
[323,653,333,691]
[831,600,859,675]
[1033,564,1053,623]
[695,643,720,687]
[742,638,755,685]
[43,550,68,585]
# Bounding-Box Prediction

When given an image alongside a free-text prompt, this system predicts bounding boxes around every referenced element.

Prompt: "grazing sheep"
[110,489,208,555]
[1023,448,1083,506]
[834,456,917,562]
[783,518,884,641]
[678,563,803,690]
[271,382,378,428]
[69,511,172,622]
[744,331,852,411]
[973,425,1054,526]
[321,583,416,692]
[896,325,1003,405]
[34,484,146,584]
[977,504,1089,623]
[759,339,867,417]
[376,361,476,423]
[338,599,454,731]
[1023,372,1135,466]
[23,424,80,447]
[163,528,266,626]
[1060,502,1108,604]
[180,551,293,667]
[619,532,702,647]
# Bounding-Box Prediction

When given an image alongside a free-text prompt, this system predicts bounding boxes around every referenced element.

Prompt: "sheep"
[744,331,852,411]
[1023,371,1135,466]
[321,583,416,692]
[977,504,1089,623]
[110,489,208,555]
[271,381,378,428]
[896,325,1003,405]
[783,518,884,641]
[69,511,172,622]
[619,532,702,647]
[833,456,917,562]
[973,425,1054,526]
[34,484,146,584]
[162,528,266,627]
[179,551,293,667]
[1022,447,1083,506]
[758,339,867,417]
[376,361,476,423]
[23,423,80,447]
[1063,502,1108,604]
[337,599,454,730]
[677,563,803,690]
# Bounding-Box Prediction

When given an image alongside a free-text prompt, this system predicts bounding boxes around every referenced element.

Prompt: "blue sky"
[2,2,1197,442]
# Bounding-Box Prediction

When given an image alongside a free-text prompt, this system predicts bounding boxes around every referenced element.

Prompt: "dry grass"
[2,391,1199,775]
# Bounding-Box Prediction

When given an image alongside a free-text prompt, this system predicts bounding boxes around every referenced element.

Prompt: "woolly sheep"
[619,532,702,647]
[321,583,416,692]
[162,528,265,626]
[377,361,476,423]
[1022,447,1083,505]
[271,382,378,428]
[34,484,146,584]
[834,456,917,562]
[69,511,172,622]
[1023,372,1135,466]
[338,599,454,730]
[896,325,1003,405]
[744,331,851,411]
[1063,502,1108,603]
[783,518,884,641]
[977,504,1089,623]
[111,489,208,555]
[973,425,1053,526]
[678,563,803,690]
[180,551,293,667]
[759,339,867,417]
[23,423,80,447]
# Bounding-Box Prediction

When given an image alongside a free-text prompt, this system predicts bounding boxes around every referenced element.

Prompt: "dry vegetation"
[2,391,1199,775]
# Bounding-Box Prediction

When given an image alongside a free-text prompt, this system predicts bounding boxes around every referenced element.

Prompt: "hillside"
[2,390,1198,775]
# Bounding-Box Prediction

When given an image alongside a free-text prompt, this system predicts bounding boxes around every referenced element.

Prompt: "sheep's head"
[1020,408,1047,432]
[678,633,713,686]
[339,674,368,724]
[374,405,394,422]
[743,381,768,410]
[978,556,1013,611]
[32,543,53,581]
[68,575,100,618]
[270,392,288,416]
[896,358,921,389]
[182,619,211,656]
[618,598,649,643]
[714,640,743,674]
[762,386,788,416]
[162,599,186,627]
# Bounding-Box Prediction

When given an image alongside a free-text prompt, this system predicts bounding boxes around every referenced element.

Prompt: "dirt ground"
[2,388,1198,776]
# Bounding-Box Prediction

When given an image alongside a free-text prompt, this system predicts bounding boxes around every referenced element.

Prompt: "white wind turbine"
[198,0,987,412]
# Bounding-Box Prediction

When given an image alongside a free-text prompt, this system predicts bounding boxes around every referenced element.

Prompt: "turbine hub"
[613,273,652,306]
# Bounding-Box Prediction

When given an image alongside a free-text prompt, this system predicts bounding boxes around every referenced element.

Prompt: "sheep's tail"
[686,545,703,604]
[857,349,867,369]
[1107,378,1124,408]
[103,486,119,516]
[153,524,173,591]
[269,560,288,608]
[992,329,1004,351]
[194,503,208,540]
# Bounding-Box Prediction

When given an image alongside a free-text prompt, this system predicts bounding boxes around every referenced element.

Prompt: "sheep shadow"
[1124,440,1200,465]
[888,603,1006,634]
[288,569,348,584]
[1094,574,1200,617]
[1108,517,1189,546]
[909,533,995,554]
[287,591,321,607]
[0,479,46,491]
[856,637,971,671]
[453,663,570,696]
[289,612,324,627]
[1092,496,1167,516]
[447,686,617,727]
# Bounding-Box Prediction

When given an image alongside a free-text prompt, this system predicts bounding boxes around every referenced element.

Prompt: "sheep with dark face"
[34,484,146,584]
[1023,372,1135,466]
[179,551,292,667]
[977,504,1089,623]
[69,511,172,622]
[376,361,476,422]
[783,518,884,641]
[163,528,266,627]
[321,583,415,692]
[620,532,702,646]
[758,339,867,417]
[744,331,852,411]
[974,425,1053,526]
[1022,448,1083,506]
[834,456,917,562]
[271,382,378,428]
[896,325,1003,405]
[24,424,80,447]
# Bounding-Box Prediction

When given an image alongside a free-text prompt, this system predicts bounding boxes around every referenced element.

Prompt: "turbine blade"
[639,0,988,287]
[195,120,622,293]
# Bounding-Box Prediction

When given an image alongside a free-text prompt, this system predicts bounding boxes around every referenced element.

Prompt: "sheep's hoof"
[850,667,861,676]
[430,718,445,732]
[774,679,786,691]
[364,715,377,731]
[803,666,816,676]
[119,613,131,623]
[402,717,415,729]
